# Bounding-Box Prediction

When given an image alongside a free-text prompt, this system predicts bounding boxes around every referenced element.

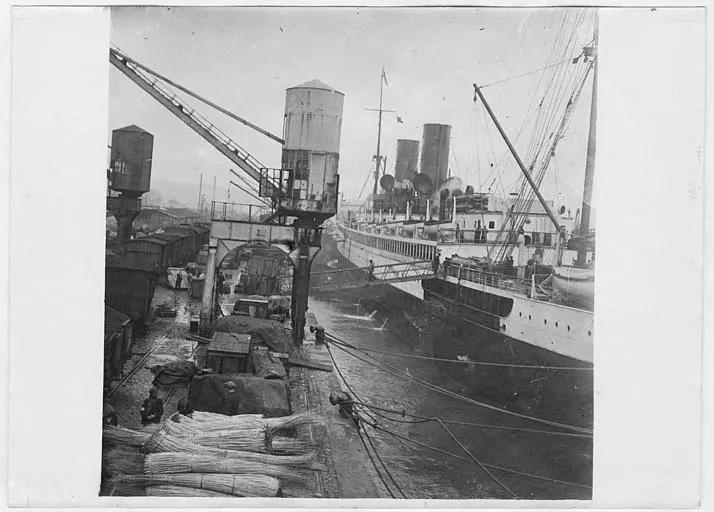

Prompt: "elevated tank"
[420,123,451,192]
[110,125,153,196]
[282,80,344,216]
[394,139,420,182]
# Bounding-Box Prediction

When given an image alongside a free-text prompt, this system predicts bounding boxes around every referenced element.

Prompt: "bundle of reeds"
[180,412,323,434]
[270,435,318,455]
[162,420,270,452]
[145,485,234,497]
[103,425,152,447]
[190,411,264,423]
[143,429,319,468]
[264,412,323,432]
[145,452,312,484]
[172,413,265,433]
[119,473,281,497]
[103,450,145,476]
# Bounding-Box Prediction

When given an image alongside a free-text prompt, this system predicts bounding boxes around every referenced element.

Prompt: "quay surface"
[102,282,387,498]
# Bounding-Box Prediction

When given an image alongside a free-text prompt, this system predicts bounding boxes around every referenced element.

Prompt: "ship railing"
[210,201,272,223]
[343,223,562,249]
[444,263,552,295]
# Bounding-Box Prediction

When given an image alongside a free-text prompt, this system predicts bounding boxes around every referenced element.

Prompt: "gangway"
[310,261,436,292]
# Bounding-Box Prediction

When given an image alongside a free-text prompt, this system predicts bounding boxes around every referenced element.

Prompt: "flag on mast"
[382,66,388,86]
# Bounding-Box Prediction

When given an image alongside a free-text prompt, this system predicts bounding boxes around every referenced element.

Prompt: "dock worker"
[368,259,375,280]
[175,271,183,290]
[140,386,164,425]
[432,250,441,273]
[222,381,241,416]
[329,390,360,427]
[217,272,225,295]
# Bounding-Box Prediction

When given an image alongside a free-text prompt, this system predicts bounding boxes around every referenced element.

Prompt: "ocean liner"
[331,10,597,423]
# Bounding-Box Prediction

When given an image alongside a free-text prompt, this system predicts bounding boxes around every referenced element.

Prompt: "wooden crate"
[205,332,252,374]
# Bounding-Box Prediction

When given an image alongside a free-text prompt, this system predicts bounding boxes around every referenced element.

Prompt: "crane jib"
[109,49,278,196]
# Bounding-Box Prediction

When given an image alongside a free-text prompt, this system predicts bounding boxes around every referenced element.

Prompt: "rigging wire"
[326,335,593,435]
[350,400,593,439]
[328,342,510,498]
[324,342,591,494]
[480,55,583,89]
[435,417,518,498]
[354,426,398,498]
[361,427,409,498]
[328,341,593,371]
[325,341,406,497]
[370,423,593,490]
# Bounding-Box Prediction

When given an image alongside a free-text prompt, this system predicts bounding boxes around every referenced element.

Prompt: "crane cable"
[325,334,593,435]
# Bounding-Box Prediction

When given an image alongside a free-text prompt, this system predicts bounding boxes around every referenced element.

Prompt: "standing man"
[175,271,183,290]
[140,386,164,425]
[368,259,375,280]
[432,250,441,274]
[222,381,240,416]
[516,228,527,281]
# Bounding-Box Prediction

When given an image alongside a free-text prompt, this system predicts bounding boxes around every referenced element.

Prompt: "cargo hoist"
[110,47,345,345]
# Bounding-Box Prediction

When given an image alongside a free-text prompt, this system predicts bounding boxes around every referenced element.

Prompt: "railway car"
[151,232,188,266]
[123,236,171,271]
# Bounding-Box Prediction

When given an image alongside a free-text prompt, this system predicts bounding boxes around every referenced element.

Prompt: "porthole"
[501,324,507,331]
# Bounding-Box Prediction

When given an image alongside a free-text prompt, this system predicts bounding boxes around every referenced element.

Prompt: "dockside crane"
[109,46,345,344]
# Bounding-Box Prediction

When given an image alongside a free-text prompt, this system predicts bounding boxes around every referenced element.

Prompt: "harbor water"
[309,242,593,500]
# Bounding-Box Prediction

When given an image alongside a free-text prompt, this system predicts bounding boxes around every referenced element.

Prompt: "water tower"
[276,79,344,226]
[107,125,154,241]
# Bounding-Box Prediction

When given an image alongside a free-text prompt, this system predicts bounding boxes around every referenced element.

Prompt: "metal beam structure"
[110,49,276,195]
[200,215,322,347]
[311,261,436,292]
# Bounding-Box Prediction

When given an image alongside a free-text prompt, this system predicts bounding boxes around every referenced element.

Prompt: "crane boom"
[109,49,274,193]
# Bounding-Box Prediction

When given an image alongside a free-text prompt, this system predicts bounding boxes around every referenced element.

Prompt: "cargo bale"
[188,374,290,417]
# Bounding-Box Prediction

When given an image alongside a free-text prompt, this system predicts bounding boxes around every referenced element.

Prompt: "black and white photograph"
[100,6,596,499]
[5,2,708,509]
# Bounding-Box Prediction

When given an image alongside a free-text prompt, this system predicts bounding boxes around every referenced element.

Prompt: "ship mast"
[366,67,395,196]
[575,18,598,267]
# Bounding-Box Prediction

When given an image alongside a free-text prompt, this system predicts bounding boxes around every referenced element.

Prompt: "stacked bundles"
[143,429,318,467]
[119,474,280,497]
[103,425,152,447]
[167,412,320,454]
[105,412,325,497]
[145,452,313,484]
[181,411,322,434]
[146,485,233,497]
[162,419,270,453]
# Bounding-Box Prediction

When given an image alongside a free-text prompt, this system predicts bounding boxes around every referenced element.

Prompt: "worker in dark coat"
[221,381,240,416]
[140,386,164,425]
[432,250,441,273]
[175,271,183,290]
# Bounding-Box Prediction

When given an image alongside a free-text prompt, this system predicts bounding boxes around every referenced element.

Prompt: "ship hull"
[328,230,593,428]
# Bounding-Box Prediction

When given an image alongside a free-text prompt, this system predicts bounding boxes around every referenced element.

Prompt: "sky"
[109,6,596,211]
